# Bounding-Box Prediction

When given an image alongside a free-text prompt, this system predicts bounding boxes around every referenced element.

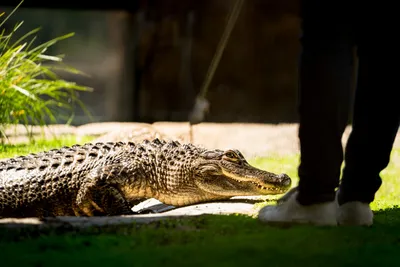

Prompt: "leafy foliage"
[0,1,92,140]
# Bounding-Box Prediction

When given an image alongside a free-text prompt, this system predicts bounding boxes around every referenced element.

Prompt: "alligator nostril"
[278,173,291,186]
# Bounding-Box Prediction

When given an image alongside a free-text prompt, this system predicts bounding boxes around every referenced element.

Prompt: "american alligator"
[0,139,291,218]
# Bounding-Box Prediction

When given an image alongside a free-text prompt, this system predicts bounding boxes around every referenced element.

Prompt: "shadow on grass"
[1,206,400,267]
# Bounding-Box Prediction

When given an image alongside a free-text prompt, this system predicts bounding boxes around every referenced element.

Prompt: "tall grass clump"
[0,1,92,140]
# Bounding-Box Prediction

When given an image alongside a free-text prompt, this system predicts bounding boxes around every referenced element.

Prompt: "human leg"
[337,18,400,225]
[259,0,355,225]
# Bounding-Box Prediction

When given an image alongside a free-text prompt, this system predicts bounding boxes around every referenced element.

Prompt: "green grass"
[0,135,94,159]
[1,139,400,266]
[250,150,400,211]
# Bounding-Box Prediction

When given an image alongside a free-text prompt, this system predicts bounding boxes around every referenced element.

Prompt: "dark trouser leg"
[296,0,355,205]
[338,25,400,205]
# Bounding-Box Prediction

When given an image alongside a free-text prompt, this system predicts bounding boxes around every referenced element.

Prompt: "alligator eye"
[225,152,235,158]
[224,151,239,161]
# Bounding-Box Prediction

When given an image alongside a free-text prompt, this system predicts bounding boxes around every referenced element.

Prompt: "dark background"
[1,0,302,124]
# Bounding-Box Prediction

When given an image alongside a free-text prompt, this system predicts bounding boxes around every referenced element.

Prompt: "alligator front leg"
[76,165,137,216]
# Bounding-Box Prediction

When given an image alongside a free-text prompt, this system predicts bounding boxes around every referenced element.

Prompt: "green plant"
[0,1,92,141]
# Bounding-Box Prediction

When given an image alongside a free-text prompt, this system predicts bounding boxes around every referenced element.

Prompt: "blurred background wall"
[0,0,301,125]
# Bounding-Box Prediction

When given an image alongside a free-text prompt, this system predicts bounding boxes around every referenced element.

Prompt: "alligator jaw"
[220,168,292,195]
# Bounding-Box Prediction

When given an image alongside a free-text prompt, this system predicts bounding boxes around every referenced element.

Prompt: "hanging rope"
[188,0,245,142]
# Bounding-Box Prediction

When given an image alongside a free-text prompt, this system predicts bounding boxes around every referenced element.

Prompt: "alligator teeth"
[232,179,284,192]
[255,184,286,192]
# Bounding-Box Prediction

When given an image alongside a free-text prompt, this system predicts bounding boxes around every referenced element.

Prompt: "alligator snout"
[277,173,292,187]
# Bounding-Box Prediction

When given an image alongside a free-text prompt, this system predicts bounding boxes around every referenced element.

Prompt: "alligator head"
[122,142,293,207]
[192,149,292,198]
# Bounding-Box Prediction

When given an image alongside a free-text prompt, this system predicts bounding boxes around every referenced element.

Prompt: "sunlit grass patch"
[249,149,400,211]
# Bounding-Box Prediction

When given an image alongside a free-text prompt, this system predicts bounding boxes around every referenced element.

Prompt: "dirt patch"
[3,122,400,158]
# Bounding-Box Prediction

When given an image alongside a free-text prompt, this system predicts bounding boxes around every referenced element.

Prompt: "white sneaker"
[337,201,373,226]
[258,190,337,226]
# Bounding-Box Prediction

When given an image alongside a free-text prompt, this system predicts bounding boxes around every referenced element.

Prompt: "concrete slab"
[0,196,279,229]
